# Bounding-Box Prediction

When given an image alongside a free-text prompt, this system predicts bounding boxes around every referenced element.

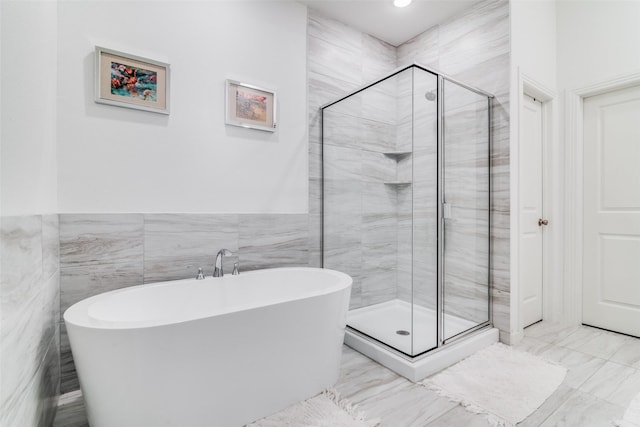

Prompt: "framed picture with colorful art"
[95,46,170,114]
[225,80,277,132]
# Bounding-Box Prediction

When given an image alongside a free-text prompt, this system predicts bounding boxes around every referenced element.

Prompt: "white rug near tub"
[247,388,379,427]
[421,343,566,427]
[614,392,640,427]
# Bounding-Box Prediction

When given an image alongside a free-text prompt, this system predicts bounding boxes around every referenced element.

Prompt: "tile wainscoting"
[58,213,310,394]
[0,215,60,426]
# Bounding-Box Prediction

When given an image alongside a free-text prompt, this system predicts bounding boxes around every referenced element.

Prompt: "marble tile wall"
[397,0,511,338]
[58,212,309,394]
[308,10,399,310]
[394,69,414,305]
[394,67,440,309]
[442,85,491,327]
[59,214,143,393]
[0,215,60,426]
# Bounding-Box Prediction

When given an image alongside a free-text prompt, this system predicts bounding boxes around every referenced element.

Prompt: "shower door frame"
[439,74,494,348]
[320,63,494,360]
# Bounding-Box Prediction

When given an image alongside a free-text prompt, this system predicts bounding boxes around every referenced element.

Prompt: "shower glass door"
[442,78,491,341]
[410,67,439,355]
[323,68,418,356]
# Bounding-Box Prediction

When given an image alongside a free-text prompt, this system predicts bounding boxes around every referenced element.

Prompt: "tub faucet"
[213,249,233,277]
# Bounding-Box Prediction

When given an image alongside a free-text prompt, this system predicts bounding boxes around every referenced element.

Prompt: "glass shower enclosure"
[322,64,492,358]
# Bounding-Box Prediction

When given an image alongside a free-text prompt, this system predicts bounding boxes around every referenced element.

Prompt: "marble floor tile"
[360,385,458,427]
[334,348,457,426]
[578,361,640,408]
[559,325,631,359]
[427,405,493,427]
[523,321,581,344]
[333,346,402,401]
[516,385,575,427]
[538,345,607,389]
[610,336,640,369]
[512,336,555,356]
[539,389,624,427]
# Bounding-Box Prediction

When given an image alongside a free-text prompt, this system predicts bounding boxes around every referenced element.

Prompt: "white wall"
[557,0,640,90]
[509,0,560,334]
[57,1,308,213]
[511,0,557,89]
[1,0,58,216]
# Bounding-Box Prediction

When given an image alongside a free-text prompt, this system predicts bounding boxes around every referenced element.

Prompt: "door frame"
[514,70,558,337]
[564,70,640,325]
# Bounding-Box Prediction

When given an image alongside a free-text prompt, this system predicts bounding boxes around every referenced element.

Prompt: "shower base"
[344,299,499,382]
[347,299,477,355]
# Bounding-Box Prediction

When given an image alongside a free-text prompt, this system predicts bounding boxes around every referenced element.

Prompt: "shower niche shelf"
[383,181,412,186]
[383,151,412,158]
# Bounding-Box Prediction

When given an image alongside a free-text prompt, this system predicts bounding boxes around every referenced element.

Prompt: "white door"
[520,95,545,328]
[583,84,640,338]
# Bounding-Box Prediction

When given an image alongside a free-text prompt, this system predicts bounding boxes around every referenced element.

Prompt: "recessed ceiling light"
[393,0,412,7]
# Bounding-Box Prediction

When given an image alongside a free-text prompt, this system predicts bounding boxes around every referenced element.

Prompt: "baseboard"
[499,329,524,345]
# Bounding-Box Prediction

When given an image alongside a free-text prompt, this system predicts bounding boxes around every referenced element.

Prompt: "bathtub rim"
[64,267,352,331]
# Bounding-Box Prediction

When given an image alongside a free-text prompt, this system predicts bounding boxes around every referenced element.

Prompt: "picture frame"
[95,46,170,114]
[225,80,277,132]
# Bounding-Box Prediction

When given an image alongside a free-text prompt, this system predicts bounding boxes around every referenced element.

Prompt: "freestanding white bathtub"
[64,267,352,427]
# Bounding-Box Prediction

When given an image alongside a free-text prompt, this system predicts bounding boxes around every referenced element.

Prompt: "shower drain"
[396,330,410,336]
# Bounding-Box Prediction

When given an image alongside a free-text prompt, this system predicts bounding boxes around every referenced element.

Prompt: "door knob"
[538,218,549,226]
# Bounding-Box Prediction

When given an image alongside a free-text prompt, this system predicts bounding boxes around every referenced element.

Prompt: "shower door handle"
[442,203,452,219]
[442,203,451,253]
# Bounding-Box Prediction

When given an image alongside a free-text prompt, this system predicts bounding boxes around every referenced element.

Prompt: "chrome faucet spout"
[213,249,233,277]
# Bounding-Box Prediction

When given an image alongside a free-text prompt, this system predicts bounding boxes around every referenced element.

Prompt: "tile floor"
[54,322,640,426]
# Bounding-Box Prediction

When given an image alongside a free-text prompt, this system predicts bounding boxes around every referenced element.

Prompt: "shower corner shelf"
[383,151,412,158]
[383,181,412,186]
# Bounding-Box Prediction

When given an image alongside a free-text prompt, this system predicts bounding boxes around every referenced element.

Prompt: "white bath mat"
[247,388,379,427]
[614,392,640,427]
[421,343,566,427]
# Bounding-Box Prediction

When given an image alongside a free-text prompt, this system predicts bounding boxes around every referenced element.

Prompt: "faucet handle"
[196,267,205,280]
[232,261,239,276]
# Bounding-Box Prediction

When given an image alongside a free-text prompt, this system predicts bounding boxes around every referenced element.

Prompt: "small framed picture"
[95,46,170,114]
[225,80,277,132]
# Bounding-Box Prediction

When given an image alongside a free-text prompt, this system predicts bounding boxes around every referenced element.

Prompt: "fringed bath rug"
[247,388,379,427]
[614,392,640,427]
[421,343,566,427]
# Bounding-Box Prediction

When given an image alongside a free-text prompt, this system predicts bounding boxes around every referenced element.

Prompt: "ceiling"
[297,0,478,47]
